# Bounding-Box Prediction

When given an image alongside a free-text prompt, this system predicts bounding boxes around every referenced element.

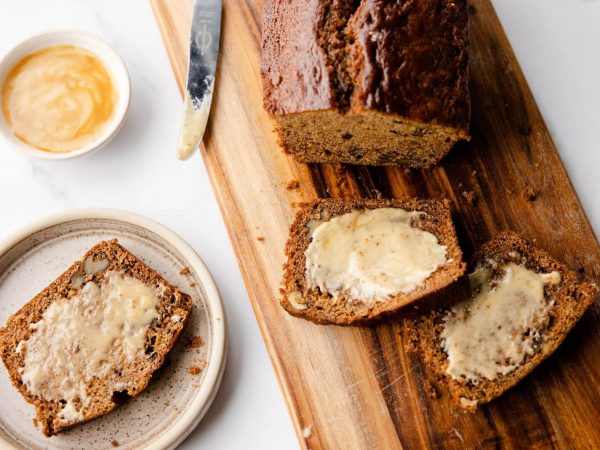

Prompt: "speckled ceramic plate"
[0,210,227,450]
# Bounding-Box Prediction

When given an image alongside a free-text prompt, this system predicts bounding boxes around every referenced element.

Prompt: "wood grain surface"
[151,1,600,448]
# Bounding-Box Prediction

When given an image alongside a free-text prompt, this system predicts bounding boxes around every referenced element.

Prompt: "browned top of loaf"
[0,240,193,436]
[408,231,598,409]
[280,198,467,325]
[261,0,469,131]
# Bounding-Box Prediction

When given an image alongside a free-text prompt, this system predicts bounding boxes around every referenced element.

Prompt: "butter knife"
[176,0,222,160]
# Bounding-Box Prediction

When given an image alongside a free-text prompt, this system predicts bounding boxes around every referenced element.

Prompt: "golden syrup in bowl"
[1,45,117,154]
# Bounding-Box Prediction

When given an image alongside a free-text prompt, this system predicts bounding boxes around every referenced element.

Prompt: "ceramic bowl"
[0,31,131,160]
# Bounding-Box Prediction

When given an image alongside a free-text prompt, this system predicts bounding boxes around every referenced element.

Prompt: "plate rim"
[0,208,228,450]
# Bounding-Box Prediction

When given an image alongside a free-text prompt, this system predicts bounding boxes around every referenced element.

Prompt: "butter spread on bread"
[305,208,447,302]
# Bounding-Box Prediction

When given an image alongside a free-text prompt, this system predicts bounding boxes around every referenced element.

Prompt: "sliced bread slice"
[407,231,597,409]
[0,240,193,436]
[280,198,467,325]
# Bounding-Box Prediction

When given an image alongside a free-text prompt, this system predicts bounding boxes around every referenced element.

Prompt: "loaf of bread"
[407,231,597,409]
[281,198,467,324]
[0,240,193,436]
[261,0,470,167]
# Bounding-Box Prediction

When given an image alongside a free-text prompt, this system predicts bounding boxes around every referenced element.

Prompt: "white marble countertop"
[0,1,598,448]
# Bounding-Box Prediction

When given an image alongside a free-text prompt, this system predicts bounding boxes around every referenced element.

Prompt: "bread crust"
[407,231,598,409]
[0,240,193,436]
[280,198,467,325]
[261,0,469,127]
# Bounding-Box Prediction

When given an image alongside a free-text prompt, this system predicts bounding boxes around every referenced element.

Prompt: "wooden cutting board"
[151,1,600,448]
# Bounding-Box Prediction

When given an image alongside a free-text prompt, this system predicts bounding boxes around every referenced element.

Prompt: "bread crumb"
[180,267,190,276]
[462,190,477,206]
[189,366,202,375]
[189,361,207,375]
[286,180,300,190]
[257,236,265,242]
[188,280,196,287]
[423,379,439,399]
[188,336,204,348]
[302,425,312,439]
[402,323,419,352]
[111,440,119,447]
[32,418,38,428]
[524,185,537,201]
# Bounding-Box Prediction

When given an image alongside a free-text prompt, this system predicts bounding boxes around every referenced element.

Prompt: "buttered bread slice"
[409,231,597,409]
[0,240,192,436]
[281,198,467,324]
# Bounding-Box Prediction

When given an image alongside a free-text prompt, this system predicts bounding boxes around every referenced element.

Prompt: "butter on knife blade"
[177,89,213,160]
[176,0,222,161]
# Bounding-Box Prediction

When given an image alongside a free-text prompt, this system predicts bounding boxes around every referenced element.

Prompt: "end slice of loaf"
[0,240,193,436]
[407,231,598,409]
[280,198,467,325]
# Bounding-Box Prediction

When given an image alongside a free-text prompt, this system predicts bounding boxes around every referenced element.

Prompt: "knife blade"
[176,0,222,160]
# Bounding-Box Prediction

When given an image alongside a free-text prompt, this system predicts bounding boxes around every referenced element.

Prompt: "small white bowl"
[0,31,131,160]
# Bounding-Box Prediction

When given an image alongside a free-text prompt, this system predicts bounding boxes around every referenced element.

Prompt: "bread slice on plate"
[281,198,467,325]
[407,231,597,409]
[0,240,193,436]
